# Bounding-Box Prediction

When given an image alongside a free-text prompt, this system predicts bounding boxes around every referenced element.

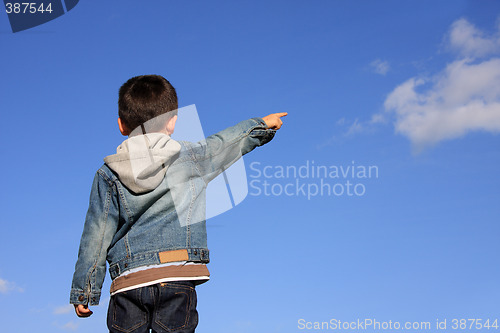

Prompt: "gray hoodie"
[104,133,181,194]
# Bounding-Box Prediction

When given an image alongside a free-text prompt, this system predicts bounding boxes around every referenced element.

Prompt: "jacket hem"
[109,248,210,280]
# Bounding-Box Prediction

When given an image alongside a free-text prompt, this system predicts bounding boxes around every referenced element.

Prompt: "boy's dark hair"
[118,75,178,132]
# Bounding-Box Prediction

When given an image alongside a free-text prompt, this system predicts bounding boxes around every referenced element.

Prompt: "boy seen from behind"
[70,75,286,333]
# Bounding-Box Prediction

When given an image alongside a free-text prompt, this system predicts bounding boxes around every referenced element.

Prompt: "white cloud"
[383,18,500,150]
[0,278,24,294]
[448,18,500,58]
[53,304,74,315]
[370,113,386,124]
[346,118,364,135]
[0,279,8,293]
[317,116,379,149]
[370,59,390,75]
[62,321,79,331]
[53,320,80,331]
[336,117,346,125]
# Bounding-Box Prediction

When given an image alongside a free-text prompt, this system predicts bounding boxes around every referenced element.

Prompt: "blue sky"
[1,1,499,332]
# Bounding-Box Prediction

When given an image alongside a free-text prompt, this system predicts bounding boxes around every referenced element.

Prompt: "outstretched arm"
[186,113,287,184]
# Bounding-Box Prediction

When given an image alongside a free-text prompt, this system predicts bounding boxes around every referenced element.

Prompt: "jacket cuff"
[248,118,276,142]
[252,117,268,128]
[70,289,102,306]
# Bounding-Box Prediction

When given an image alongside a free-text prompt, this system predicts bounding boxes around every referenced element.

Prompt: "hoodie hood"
[104,133,181,194]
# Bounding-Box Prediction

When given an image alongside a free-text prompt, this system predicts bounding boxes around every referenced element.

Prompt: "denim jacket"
[70,117,275,306]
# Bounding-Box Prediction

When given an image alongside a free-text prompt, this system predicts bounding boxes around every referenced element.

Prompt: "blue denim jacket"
[70,118,275,305]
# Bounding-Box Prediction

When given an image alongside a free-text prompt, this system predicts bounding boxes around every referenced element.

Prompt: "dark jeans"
[107,281,198,333]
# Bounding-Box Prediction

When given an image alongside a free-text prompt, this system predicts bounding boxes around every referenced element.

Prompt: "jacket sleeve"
[188,117,276,184]
[69,170,119,306]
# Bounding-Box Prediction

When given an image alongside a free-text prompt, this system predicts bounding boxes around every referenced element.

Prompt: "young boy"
[70,75,286,333]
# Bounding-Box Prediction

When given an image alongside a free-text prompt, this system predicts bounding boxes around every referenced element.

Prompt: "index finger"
[275,112,288,118]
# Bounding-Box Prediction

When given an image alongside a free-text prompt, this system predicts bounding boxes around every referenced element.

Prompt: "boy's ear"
[118,118,130,136]
[166,115,177,135]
